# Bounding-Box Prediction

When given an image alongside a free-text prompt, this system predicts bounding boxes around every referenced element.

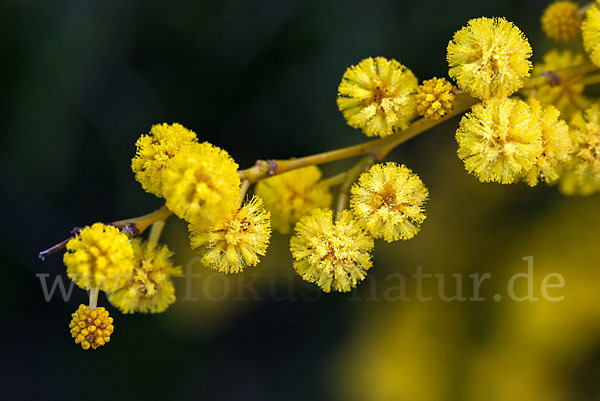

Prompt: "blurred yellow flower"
[447,17,532,99]
[559,103,600,195]
[189,196,272,274]
[541,1,582,42]
[64,223,134,292]
[131,123,198,197]
[337,57,418,137]
[531,50,591,120]
[456,98,542,184]
[108,238,182,314]
[69,304,114,350]
[524,100,571,186]
[255,166,332,234]
[582,1,600,66]
[415,77,456,120]
[350,163,428,242]
[162,142,240,227]
[290,209,373,293]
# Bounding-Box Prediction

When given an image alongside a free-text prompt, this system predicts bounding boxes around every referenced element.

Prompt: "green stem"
[239,92,477,183]
[89,287,99,310]
[335,156,377,221]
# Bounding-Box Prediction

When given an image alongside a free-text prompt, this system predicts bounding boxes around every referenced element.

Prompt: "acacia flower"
[255,166,332,234]
[69,305,114,350]
[189,196,272,274]
[559,104,600,195]
[415,77,456,120]
[531,50,591,120]
[350,163,428,242]
[456,98,543,184]
[162,142,240,227]
[524,100,572,186]
[131,123,198,197]
[447,17,532,99]
[108,239,182,314]
[290,209,374,293]
[64,223,134,292]
[337,57,418,137]
[541,1,582,42]
[582,1,600,67]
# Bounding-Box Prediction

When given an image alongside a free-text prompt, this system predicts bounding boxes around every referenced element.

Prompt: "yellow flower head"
[189,196,272,274]
[290,209,374,293]
[524,100,572,186]
[69,304,114,350]
[255,166,332,234]
[108,239,182,314]
[64,223,134,292]
[415,77,456,120]
[541,1,582,42]
[559,104,600,195]
[447,17,532,99]
[582,1,600,66]
[350,163,428,242]
[131,123,198,197]
[531,50,591,120]
[162,142,240,227]
[456,98,543,184]
[337,57,418,137]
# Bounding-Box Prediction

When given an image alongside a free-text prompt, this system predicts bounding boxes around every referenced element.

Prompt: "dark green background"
[2,1,600,400]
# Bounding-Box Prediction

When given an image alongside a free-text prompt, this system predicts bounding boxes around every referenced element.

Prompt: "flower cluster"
[44,1,600,350]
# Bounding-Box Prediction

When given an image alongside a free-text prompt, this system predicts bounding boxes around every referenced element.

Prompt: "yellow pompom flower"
[456,98,543,184]
[541,1,582,42]
[350,163,428,242]
[524,100,572,186]
[447,17,532,99]
[337,57,418,137]
[64,223,134,292]
[131,123,198,197]
[531,50,591,120]
[415,77,456,120]
[162,142,240,227]
[559,104,600,195]
[254,166,332,234]
[69,304,114,350]
[108,239,182,314]
[582,1,600,66]
[189,196,272,274]
[290,209,374,293]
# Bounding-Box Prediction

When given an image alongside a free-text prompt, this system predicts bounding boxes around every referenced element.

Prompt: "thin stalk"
[335,156,376,221]
[89,287,99,310]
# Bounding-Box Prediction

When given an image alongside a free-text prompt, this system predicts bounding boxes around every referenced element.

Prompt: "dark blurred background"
[2,0,600,400]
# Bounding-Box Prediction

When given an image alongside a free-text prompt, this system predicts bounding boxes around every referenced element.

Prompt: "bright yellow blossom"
[69,304,114,350]
[350,163,428,242]
[415,77,456,120]
[64,223,134,292]
[162,142,240,227]
[189,196,272,274]
[531,50,591,120]
[337,57,418,137]
[524,100,572,186]
[560,104,600,195]
[582,1,600,66]
[108,239,182,314]
[447,17,532,99]
[456,98,543,184]
[131,123,198,197]
[290,209,374,293]
[541,1,582,42]
[255,166,332,234]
